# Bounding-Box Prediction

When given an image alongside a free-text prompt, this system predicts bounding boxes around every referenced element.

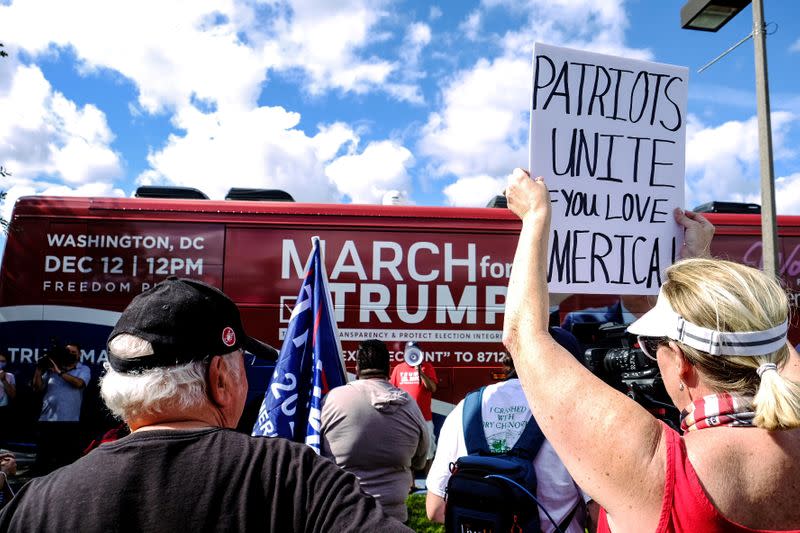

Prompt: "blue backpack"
[444,387,583,532]
[445,385,545,532]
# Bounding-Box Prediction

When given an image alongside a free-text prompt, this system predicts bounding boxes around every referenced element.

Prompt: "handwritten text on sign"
[529,43,688,294]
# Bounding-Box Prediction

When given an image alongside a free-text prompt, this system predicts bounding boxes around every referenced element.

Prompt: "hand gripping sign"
[530,43,689,295]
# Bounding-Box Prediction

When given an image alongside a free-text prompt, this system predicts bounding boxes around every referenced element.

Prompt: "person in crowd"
[0,278,410,532]
[426,331,594,533]
[31,341,91,474]
[0,353,16,443]
[321,339,429,523]
[390,341,438,468]
[503,168,800,532]
[561,294,652,331]
[0,451,15,509]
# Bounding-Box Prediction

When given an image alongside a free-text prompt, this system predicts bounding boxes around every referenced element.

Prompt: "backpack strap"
[462,387,490,455]
[509,411,546,461]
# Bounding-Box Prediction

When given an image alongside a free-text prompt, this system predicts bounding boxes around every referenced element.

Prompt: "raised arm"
[502,169,667,531]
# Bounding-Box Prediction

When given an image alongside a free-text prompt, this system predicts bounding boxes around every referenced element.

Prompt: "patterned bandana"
[680,392,756,432]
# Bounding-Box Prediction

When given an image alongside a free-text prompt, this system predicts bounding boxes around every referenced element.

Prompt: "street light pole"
[752,0,778,279]
[681,0,779,278]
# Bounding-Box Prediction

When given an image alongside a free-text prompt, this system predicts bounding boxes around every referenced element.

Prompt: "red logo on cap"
[222,327,236,347]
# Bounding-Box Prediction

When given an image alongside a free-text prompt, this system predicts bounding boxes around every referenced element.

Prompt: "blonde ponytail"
[753,358,800,430]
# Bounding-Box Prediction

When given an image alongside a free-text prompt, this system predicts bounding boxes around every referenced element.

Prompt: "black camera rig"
[577,322,680,430]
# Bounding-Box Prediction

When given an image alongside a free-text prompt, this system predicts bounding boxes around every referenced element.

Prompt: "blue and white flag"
[252,237,347,453]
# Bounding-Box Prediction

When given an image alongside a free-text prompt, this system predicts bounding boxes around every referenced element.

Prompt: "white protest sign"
[530,43,688,295]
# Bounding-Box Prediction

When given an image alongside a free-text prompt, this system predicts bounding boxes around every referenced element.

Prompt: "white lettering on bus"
[359,284,391,323]
[444,243,476,282]
[373,241,403,281]
[47,233,172,250]
[332,240,368,280]
[396,284,427,324]
[408,242,439,282]
[279,238,509,326]
[328,283,356,322]
[42,280,133,294]
[485,286,507,325]
[436,285,477,324]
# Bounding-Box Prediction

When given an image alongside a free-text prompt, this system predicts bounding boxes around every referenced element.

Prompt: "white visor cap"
[627,288,788,357]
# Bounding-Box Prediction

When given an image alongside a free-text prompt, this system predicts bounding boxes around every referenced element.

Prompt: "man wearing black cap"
[0,278,410,532]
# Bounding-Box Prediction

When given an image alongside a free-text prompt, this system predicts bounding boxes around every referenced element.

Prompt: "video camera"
[36,338,71,372]
[578,323,679,430]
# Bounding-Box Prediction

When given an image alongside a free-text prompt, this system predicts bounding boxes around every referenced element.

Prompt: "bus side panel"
[222,225,521,418]
[0,219,227,443]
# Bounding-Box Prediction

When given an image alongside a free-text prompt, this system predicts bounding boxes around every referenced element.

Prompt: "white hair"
[100,334,242,422]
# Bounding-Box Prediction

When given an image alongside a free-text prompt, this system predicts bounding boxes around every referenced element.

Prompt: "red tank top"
[597,424,800,533]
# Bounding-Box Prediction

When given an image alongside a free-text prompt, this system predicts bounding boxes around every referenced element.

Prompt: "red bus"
[1,192,799,441]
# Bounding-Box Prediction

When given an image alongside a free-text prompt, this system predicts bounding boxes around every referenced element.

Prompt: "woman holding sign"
[503,168,800,532]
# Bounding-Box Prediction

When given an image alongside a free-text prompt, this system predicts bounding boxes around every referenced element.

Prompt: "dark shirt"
[561,301,624,332]
[0,427,410,532]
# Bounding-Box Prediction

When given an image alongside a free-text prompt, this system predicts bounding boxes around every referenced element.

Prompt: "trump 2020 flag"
[252,236,348,453]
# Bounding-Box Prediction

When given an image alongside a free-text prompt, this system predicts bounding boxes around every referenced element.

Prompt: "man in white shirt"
[426,327,595,533]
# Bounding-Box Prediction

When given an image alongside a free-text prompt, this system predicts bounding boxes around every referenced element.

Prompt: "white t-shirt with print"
[426,379,587,533]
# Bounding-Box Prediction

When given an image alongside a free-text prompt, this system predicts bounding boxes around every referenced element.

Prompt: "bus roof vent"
[486,195,507,208]
[135,186,209,200]
[225,188,295,202]
[692,201,760,214]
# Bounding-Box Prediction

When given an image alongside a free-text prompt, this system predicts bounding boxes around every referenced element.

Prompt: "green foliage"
[405,493,444,533]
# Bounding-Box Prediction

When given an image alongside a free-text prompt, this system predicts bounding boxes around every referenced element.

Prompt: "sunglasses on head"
[636,336,667,361]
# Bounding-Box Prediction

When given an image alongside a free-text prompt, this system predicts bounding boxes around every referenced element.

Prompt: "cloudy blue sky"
[0,0,799,228]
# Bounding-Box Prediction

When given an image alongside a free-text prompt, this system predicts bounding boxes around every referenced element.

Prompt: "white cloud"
[419,56,531,178]
[1,180,125,223]
[790,38,800,53]
[139,101,414,204]
[460,11,482,41]
[442,174,505,207]
[388,22,433,104]
[138,104,355,201]
[429,6,443,21]
[0,62,122,186]
[325,140,414,203]
[684,112,797,208]
[741,172,800,215]
[0,0,415,115]
[0,1,267,114]
[402,22,432,69]
[419,0,652,187]
[773,173,800,214]
[261,0,411,99]
[0,0,423,210]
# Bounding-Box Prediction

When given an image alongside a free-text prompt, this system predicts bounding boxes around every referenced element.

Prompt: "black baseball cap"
[107,277,278,373]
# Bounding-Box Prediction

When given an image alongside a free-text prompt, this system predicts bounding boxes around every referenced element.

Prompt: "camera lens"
[603,347,656,375]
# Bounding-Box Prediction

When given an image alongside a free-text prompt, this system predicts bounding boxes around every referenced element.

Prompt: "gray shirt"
[39,363,91,422]
[321,378,429,522]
